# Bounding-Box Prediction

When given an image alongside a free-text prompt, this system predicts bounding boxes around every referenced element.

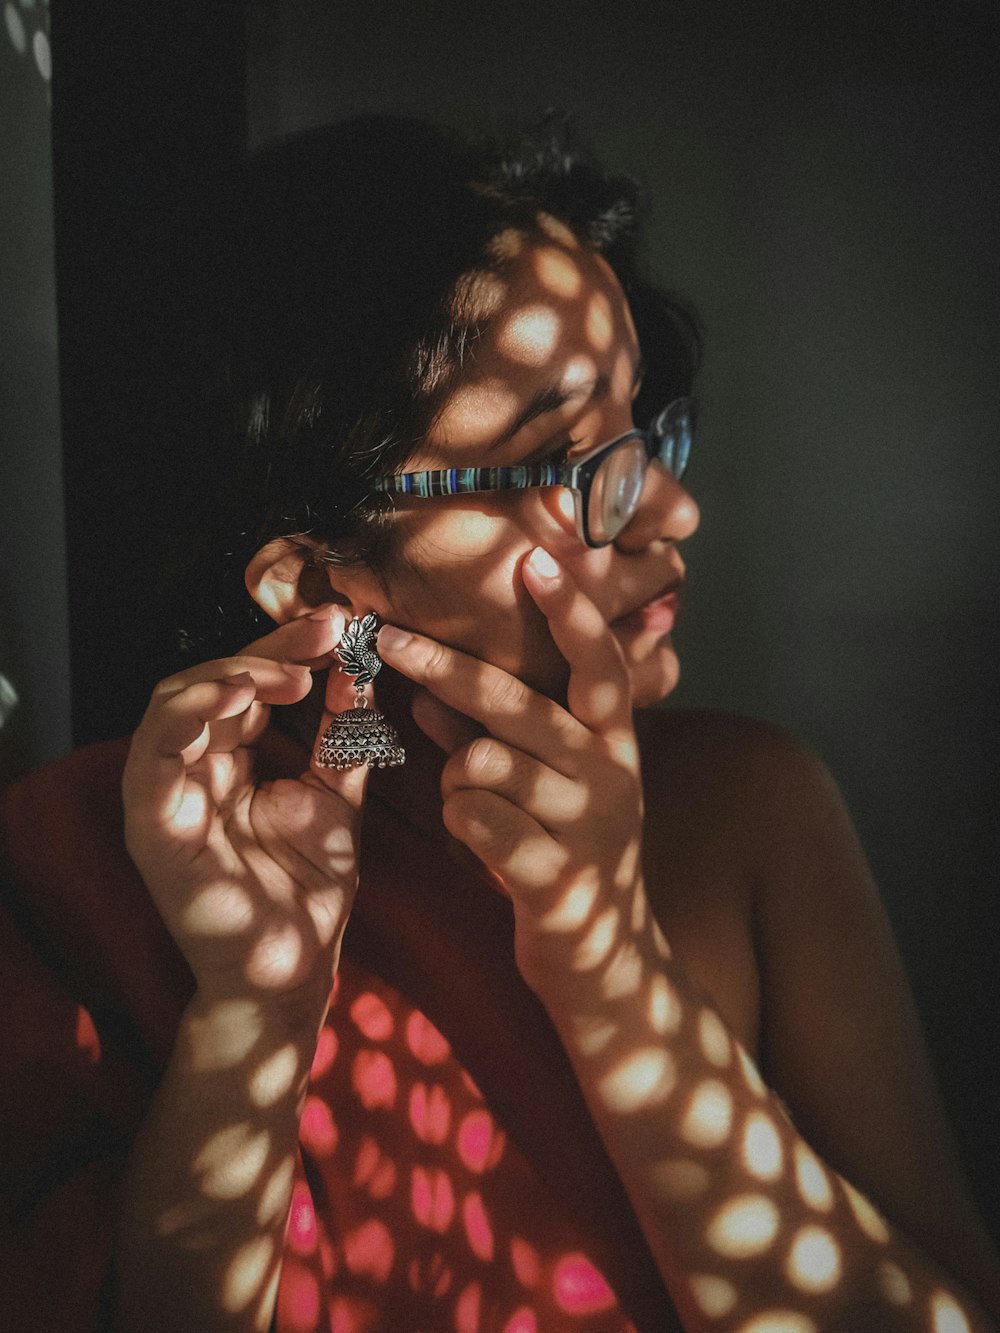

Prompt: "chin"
[626,635,681,710]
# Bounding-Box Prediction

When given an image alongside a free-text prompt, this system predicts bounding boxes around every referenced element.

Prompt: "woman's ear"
[245,537,348,624]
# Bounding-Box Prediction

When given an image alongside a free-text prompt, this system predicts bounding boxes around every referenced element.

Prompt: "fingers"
[441,736,590,832]
[242,605,347,668]
[411,687,483,755]
[520,548,632,735]
[376,625,583,772]
[126,662,311,833]
[376,549,632,761]
[442,788,571,895]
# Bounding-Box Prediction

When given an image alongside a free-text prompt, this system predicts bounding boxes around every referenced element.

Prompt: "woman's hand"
[377,546,654,989]
[123,607,367,1006]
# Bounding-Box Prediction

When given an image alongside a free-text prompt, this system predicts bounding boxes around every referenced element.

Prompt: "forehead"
[428,232,640,453]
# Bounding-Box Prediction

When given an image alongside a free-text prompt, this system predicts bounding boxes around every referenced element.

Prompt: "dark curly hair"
[167,115,701,658]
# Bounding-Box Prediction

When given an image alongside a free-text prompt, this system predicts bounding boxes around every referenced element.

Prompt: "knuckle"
[463,737,510,785]
[482,671,527,716]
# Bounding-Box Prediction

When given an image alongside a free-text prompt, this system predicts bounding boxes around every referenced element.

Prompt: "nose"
[613,457,700,552]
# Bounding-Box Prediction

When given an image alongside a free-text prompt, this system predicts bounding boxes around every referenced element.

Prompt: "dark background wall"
[0,0,68,781]
[19,0,999,1237]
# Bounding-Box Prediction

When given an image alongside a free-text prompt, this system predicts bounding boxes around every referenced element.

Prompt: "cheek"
[380,508,570,692]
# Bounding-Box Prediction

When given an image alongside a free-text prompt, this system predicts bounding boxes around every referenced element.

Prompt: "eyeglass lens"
[588,437,647,544]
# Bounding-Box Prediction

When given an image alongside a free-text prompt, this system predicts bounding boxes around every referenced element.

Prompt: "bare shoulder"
[635,706,834,881]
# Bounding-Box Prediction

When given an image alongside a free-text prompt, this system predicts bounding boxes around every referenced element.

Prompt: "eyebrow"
[488,356,646,452]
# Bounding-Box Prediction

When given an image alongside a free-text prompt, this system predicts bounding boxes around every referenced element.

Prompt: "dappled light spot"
[648,974,683,1035]
[300,1094,339,1157]
[411,1165,456,1233]
[511,1236,542,1288]
[737,1047,766,1096]
[222,1234,275,1313]
[785,1225,841,1293]
[75,1006,101,1062]
[406,1009,451,1064]
[353,1135,397,1199]
[599,1047,676,1113]
[841,1178,890,1243]
[191,998,262,1071]
[247,922,304,988]
[195,1123,270,1200]
[707,1194,780,1259]
[876,1260,912,1305]
[183,881,255,936]
[174,785,209,831]
[553,1253,616,1315]
[278,1261,320,1332]
[585,291,614,350]
[602,941,644,1000]
[537,212,579,247]
[698,1008,732,1067]
[330,1295,371,1333]
[310,1024,338,1080]
[286,1181,318,1256]
[571,1013,618,1057]
[737,1313,817,1333]
[793,1142,833,1211]
[584,679,623,726]
[681,1080,734,1148]
[573,905,619,970]
[652,1157,712,1200]
[630,887,648,932]
[534,245,582,297]
[458,1107,504,1172]
[410,1081,452,1144]
[344,1217,395,1283]
[256,1154,295,1225]
[463,1190,495,1261]
[350,990,395,1041]
[541,881,599,931]
[503,1307,538,1333]
[930,1289,972,1333]
[352,1049,398,1109]
[455,1280,482,1333]
[742,1111,784,1180]
[256,1267,282,1333]
[499,305,561,365]
[690,1273,738,1318]
[492,227,526,259]
[249,1042,299,1108]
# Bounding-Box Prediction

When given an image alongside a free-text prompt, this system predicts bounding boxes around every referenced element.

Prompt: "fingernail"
[378,625,412,654]
[528,547,561,579]
[308,604,341,623]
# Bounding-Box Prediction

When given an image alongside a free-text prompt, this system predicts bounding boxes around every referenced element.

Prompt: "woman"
[2,118,997,1332]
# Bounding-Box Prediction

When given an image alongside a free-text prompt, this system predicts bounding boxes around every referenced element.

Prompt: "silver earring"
[315,613,405,770]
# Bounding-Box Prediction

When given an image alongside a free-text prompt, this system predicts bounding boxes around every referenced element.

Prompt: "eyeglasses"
[372,397,696,549]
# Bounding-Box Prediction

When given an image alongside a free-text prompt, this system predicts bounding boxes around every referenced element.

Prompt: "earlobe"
[245,537,349,624]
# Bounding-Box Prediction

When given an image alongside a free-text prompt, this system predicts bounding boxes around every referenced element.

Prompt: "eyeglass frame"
[371,396,697,549]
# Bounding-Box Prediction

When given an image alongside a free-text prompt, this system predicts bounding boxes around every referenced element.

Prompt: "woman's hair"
[167,114,701,658]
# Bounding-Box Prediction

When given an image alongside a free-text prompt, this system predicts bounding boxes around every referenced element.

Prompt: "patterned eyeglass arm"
[373,461,572,498]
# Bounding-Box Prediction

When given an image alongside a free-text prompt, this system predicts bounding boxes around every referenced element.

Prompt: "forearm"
[520,893,996,1333]
[115,985,330,1333]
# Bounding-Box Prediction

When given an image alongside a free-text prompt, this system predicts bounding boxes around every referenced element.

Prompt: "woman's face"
[331,226,700,709]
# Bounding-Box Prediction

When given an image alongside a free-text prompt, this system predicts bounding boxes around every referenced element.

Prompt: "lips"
[612,583,684,634]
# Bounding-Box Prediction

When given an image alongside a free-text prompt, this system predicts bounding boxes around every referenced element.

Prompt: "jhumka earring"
[315,613,406,770]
